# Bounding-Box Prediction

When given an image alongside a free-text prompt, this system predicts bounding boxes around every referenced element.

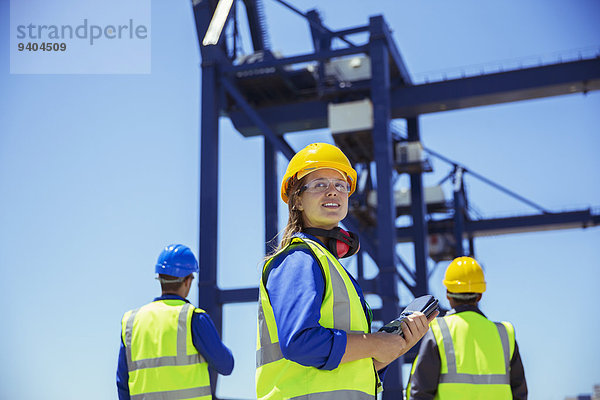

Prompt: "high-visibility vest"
[121,300,212,400]
[408,311,515,400]
[256,237,380,400]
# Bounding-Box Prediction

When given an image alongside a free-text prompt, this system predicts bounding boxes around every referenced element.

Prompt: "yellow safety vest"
[256,237,380,400]
[408,311,515,400]
[121,299,212,400]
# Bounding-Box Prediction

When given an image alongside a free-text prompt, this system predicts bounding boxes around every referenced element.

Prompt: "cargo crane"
[191,0,600,397]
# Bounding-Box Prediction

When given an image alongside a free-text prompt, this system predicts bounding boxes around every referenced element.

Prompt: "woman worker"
[256,142,438,399]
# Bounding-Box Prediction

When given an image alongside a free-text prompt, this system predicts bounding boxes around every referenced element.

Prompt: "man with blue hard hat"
[117,244,234,400]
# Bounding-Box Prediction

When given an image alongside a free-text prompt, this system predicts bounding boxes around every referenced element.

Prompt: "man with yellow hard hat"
[406,256,527,399]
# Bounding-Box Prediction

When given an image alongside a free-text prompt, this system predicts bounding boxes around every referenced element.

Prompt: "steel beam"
[306,10,331,96]
[264,138,279,254]
[391,58,600,117]
[333,25,369,38]
[198,62,221,331]
[369,16,402,399]
[396,209,600,242]
[407,118,430,296]
[376,14,412,86]
[221,77,296,159]
[223,45,369,73]
[228,58,600,136]
[242,0,268,51]
[193,0,222,394]
[219,287,260,303]
[453,167,466,256]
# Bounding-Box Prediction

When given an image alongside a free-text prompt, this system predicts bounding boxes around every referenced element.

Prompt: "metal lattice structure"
[192,0,600,397]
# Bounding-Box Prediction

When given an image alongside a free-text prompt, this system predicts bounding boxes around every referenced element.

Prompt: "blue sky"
[1,1,599,399]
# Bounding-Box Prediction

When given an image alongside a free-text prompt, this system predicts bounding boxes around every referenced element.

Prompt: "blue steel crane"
[191,0,600,397]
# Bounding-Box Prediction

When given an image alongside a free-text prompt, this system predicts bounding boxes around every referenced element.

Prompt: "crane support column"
[453,167,466,256]
[198,63,221,394]
[407,117,430,296]
[306,10,331,95]
[194,1,223,393]
[370,15,402,398]
[264,138,279,254]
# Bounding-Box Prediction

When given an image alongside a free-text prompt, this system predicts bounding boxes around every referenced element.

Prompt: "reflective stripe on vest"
[437,316,511,385]
[256,242,365,368]
[123,302,211,399]
[256,238,378,400]
[125,304,207,371]
[130,386,212,400]
[288,390,376,400]
[256,302,283,367]
[407,316,514,400]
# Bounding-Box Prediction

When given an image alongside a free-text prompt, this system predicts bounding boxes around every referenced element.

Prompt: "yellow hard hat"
[280,143,357,203]
[443,256,486,293]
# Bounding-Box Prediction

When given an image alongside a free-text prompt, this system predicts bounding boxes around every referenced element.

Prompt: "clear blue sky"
[1,1,599,399]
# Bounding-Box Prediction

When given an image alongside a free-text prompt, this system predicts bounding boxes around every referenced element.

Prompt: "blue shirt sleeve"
[191,310,234,375]
[116,335,130,400]
[265,247,347,370]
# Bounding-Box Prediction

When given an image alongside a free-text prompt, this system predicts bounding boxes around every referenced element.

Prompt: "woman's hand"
[368,331,410,364]
[372,311,437,365]
[341,310,439,368]
[401,310,437,351]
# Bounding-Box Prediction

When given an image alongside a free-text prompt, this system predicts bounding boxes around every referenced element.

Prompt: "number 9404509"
[18,42,66,51]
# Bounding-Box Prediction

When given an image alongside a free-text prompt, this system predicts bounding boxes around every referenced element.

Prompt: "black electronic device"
[378,295,439,337]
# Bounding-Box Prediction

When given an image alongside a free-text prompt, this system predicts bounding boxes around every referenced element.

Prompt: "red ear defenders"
[303,227,360,258]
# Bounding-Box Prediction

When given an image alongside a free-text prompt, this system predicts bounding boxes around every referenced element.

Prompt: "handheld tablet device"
[378,295,439,337]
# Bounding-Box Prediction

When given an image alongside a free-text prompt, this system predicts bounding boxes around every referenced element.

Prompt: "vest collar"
[446,304,486,318]
[154,294,190,303]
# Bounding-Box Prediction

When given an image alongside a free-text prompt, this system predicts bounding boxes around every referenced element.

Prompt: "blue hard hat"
[155,244,199,277]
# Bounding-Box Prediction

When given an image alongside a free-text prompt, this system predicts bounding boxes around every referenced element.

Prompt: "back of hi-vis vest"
[256,237,380,400]
[122,300,211,400]
[425,311,515,400]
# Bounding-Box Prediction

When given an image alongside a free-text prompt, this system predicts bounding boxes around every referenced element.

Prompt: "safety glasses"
[300,178,351,194]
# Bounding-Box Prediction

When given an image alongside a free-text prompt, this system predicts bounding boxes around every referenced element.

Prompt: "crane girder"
[227,57,600,136]
[396,209,600,243]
